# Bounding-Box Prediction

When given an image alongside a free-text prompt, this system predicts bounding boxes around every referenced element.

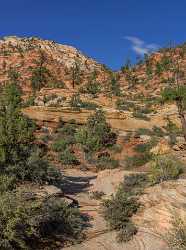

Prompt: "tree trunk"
[177,100,186,142]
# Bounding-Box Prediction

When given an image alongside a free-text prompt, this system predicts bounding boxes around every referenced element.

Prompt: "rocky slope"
[0,36,110,94]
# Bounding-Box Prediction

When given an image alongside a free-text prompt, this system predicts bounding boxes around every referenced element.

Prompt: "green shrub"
[69,93,82,110]
[125,154,152,168]
[24,150,62,185]
[59,148,79,165]
[96,155,119,170]
[122,173,149,195]
[0,175,16,193]
[58,122,77,136]
[133,111,150,121]
[79,81,101,97]
[22,95,35,107]
[80,101,99,110]
[135,126,165,137]
[0,190,86,249]
[75,110,117,159]
[167,216,186,250]
[47,81,66,88]
[52,138,69,152]
[150,155,183,184]
[116,99,135,111]
[135,128,153,136]
[102,185,139,242]
[108,75,121,96]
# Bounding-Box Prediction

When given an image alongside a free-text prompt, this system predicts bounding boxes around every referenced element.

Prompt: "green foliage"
[167,216,186,250]
[150,155,183,184]
[69,94,99,110]
[96,155,119,170]
[116,99,135,111]
[162,85,186,104]
[69,93,82,110]
[8,68,20,84]
[102,185,139,242]
[132,111,150,121]
[75,127,100,157]
[25,150,62,185]
[125,138,157,168]
[122,173,149,196]
[59,148,79,165]
[0,175,16,193]
[0,84,34,169]
[155,55,172,76]
[52,138,69,152]
[47,81,66,88]
[71,59,81,87]
[31,66,50,91]
[75,110,117,160]
[0,190,86,249]
[22,95,35,107]
[125,154,152,168]
[57,121,77,137]
[0,83,61,184]
[79,80,101,97]
[2,83,22,108]
[30,51,51,91]
[108,74,121,96]
[121,58,132,73]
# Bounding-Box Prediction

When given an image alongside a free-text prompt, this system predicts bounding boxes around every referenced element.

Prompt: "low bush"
[125,154,152,168]
[25,150,62,185]
[47,81,66,88]
[59,148,79,165]
[135,126,166,137]
[150,155,183,184]
[69,94,99,110]
[102,185,139,242]
[0,175,16,193]
[58,121,77,134]
[122,173,149,195]
[167,216,186,250]
[52,138,69,152]
[116,99,135,111]
[0,190,86,249]
[133,111,150,121]
[96,155,119,170]
[79,81,101,97]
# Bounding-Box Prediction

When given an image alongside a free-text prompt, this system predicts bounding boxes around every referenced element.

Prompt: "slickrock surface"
[62,169,185,250]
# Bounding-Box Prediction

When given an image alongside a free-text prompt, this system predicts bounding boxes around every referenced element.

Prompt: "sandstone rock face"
[22,104,181,132]
[134,179,186,234]
[90,169,131,196]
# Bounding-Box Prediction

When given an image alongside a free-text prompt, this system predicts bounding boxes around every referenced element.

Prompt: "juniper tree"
[30,50,51,91]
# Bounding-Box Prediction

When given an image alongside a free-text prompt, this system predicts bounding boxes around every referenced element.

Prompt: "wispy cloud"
[124,36,159,55]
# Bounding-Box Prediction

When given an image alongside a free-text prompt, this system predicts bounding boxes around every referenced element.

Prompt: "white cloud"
[124,36,159,56]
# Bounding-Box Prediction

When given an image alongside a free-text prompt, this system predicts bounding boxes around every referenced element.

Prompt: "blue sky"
[0,0,186,69]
